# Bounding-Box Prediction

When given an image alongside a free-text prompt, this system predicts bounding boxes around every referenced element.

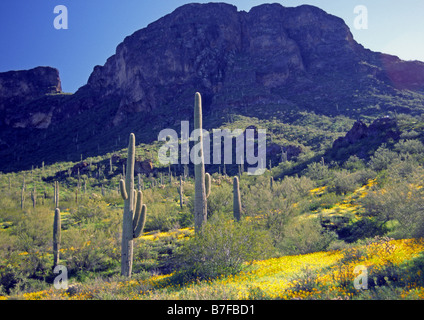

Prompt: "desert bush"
[265,200,296,246]
[244,175,313,219]
[67,198,111,225]
[274,175,314,201]
[368,145,399,171]
[343,155,365,171]
[145,201,179,232]
[206,182,232,218]
[360,179,424,239]
[337,217,387,243]
[305,161,331,182]
[243,183,274,217]
[172,213,273,282]
[62,225,116,275]
[394,139,424,155]
[329,170,359,195]
[308,191,343,212]
[276,217,337,255]
[384,158,424,182]
[329,169,376,195]
[7,209,53,278]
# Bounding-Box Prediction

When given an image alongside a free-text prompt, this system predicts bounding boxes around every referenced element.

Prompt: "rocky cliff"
[0,67,62,128]
[0,66,61,108]
[81,3,366,125]
[81,3,424,126]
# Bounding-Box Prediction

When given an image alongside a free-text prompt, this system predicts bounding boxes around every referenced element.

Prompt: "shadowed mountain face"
[1,3,424,172]
[0,67,62,129]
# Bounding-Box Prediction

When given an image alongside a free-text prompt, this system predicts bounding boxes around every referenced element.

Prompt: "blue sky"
[1,0,423,93]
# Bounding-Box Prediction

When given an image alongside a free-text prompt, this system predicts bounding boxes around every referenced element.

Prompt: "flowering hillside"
[6,238,424,300]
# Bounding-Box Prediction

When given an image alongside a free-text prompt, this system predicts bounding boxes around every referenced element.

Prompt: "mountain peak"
[82,1,367,126]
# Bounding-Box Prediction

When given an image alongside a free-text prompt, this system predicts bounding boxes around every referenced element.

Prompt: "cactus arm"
[132,190,143,231]
[133,189,137,211]
[120,179,128,200]
[133,204,147,238]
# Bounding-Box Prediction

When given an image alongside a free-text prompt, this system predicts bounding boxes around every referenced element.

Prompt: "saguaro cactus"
[120,133,147,277]
[21,177,26,210]
[31,184,37,208]
[53,208,61,268]
[54,181,59,208]
[194,92,208,233]
[233,176,242,222]
[179,175,184,209]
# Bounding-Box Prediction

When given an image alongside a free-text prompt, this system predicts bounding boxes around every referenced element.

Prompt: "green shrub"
[343,155,365,171]
[360,178,424,239]
[145,202,179,232]
[329,170,359,195]
[172,213,273,282]
[337,217,387,243]
[276,217,337,255]
[394,139,424,155]
[329,169,376,195]
[206,182,232,218]
[244,175,313,219]
[384,158,423,182]
[308,192,343,212]
[67,198,111,225]
[368,145,399,171]
[305,162,331,182]
[62,225,116,275]
[273,175,315,201]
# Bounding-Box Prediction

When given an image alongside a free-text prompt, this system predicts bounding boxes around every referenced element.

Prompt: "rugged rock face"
[0,67,62,128]
[0,67,61,109]
[332,117,400,159]
[81,3,360,125]
[79,3,424,126]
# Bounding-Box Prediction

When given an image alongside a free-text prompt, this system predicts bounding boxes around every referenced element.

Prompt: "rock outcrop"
[0,67,62,129]
[0,66,61,110]
[331,117,400,160]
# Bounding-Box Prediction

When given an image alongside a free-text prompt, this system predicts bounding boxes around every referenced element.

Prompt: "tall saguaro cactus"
[194,92,208,233]
[120,133,147,277]
[52,181,61,267]
[31,184,37,208]
[179,175,184,209]
[233,176,242,222]
[53,208,61,268]
[21,177,26,210]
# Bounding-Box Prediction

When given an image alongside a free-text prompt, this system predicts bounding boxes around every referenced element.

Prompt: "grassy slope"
[2,171,424,300]
[1,113,424,300]
[7,238,424,300]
